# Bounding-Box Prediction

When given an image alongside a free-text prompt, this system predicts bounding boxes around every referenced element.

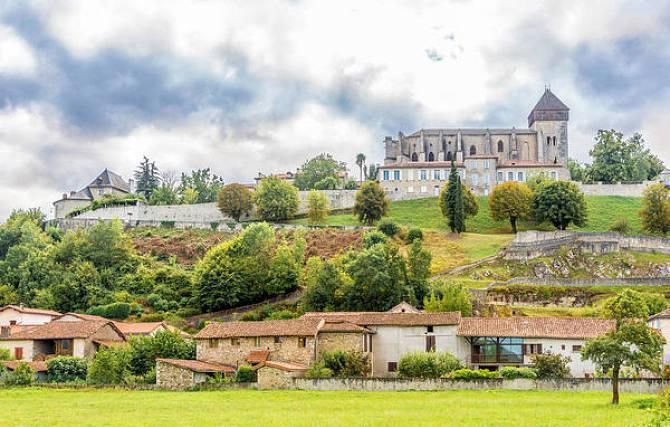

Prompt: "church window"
[393,170,401,180]
[553,136,556,146]
[383,170,390,181]
[446,151,452,161]
[547,136,551,145]
[554,156,557,164]
[428,152,435,162]
[411,152,419,162]
[497,140,504,152]
[469,145,477,156]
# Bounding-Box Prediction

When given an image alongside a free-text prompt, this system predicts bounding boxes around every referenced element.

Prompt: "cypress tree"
[446,160,459,232]
[454,177,465,233]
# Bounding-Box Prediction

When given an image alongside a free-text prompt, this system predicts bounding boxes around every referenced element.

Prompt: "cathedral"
[378,88,571,197]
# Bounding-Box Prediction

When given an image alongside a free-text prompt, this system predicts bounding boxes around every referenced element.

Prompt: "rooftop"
[457,317,614,339]
[1,320,125,341]
[195,318,324,339]
[157,358,235,373]
[257,360,309,372]
[301,312,461,326]
[0,305,61,317]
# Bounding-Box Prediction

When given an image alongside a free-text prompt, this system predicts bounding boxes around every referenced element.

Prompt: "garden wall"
[575,181,655,197]
[292,378,668,394]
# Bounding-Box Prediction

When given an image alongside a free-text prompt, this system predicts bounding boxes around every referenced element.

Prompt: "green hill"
[291,195,643,234]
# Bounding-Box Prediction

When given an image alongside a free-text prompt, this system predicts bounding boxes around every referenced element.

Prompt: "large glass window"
[471,337,524,364]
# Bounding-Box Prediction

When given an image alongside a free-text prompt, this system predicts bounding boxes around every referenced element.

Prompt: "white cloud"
[0,25,37,76]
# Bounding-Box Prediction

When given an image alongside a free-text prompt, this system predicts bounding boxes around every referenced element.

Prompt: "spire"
[528,88,569,127]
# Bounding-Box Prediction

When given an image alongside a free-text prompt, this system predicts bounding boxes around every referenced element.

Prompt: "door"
[14,347,23,360]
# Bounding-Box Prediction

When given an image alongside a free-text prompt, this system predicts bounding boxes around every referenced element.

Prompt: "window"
[497,171,503,182]
[14,347,23,360]
[9,320,16,326]
[254,337,262,347]
[547,136,551,145]
[411,152,419,162]
[433,170,440,180]
[393,170,401,181]
[426,326,434,333]
[420,170,427,180]
[425,335,436,352]
[507,171,514,181]
[382,170,390,181]
[298,337,307,348]
[553,136,557,146]
[469,145,477,156]
[428,152,435,162]
[524,344,543,354]
[60,340,70,350]
[497,140,504,152]
[446,151,452,161]
[231,338,240,346]
[208,339,219,348]
[443,170,449,179]
[517,171,524,182]
[572,345,582,352]
[484,160,490,170]
[387,362,398,372]
[274,336,284,344]
[98,189,105,196]
[471,337,523,364]
[471,174,478,186]
[551,171,557,180]
[485,174,490,186]
[561,345,566,351]
[407,186,414,193]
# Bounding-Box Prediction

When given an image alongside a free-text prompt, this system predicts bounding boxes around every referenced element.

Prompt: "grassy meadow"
[0,388,657,427]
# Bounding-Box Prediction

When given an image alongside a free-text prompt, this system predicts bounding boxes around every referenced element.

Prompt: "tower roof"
[88,169,130,192]
[528,88,569,126]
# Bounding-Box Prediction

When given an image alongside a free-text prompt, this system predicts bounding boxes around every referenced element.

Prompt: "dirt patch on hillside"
[131,229,233,264]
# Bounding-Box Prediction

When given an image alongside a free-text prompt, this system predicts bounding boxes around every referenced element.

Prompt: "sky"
[0,0,669,220]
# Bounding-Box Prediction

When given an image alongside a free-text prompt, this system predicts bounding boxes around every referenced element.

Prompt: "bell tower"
[528,88,569,165]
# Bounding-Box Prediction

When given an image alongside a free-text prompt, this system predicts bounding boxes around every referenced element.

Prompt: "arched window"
[469,145,477,156]
[547,136,551,145]
[446,151,452,161]
[552,136,556,146]
[411,152,418,162]
[554,156,557,164]
[497,140,504,153]
[428,152,435,162]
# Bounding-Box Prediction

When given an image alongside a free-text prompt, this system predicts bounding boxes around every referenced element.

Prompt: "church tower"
[528,88,569,165]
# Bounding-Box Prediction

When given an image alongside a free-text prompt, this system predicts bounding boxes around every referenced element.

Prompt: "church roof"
[528,89,569,115]
[88,169,130,192]
[407,128,535,138]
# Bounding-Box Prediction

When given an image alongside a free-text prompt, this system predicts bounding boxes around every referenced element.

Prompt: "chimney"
[0,326,10,338]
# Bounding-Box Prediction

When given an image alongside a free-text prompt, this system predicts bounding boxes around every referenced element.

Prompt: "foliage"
[488,181,533,233]
[446,369,499,380]
[179,169,225,204]
[217,184,254,222]
[424,282,472,316]
[47,357,88,383]
[3,362,34,386]
[320,351,369,378]
[306,190,329,224]
[532,180,588,230]
[180,188,199,205]
[134,156,161,199]
[87,302,132,319]
[305,362,334,379]
[267,244,300,296]
[608,218,631,234]
[499,367,537,380]
[87,347,133,385]
[302,259,347,312]
[377,220,400,237]
[440,162,472,233]
[235,365,256,383]
[406,228,423,243]
[406,240,431,306]
[353,181,389,225]
[128,330,196,376]
[531,353,571,379]
[365,163,379,181]
[362,230,387,248]
[398,351,462,379]
[588,130,664,183]
[640,183,670,235]
[149,184,180,206]
[294,154,347,190]
[0,348,10,361]
[255,177,300,221]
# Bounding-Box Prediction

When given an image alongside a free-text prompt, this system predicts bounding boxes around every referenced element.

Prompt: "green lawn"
[292,196,643,234]
[0,388,655,426]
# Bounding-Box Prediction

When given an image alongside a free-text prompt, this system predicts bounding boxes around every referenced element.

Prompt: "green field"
[0,388,656,426]
[291,196,644,234]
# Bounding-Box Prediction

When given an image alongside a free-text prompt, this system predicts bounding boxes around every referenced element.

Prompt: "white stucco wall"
[525,338,595,378]
[649,318,670,365]
[0,309,56,326]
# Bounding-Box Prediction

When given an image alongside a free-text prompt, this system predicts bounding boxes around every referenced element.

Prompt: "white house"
[0,305,61,327]
[649,309,670,365]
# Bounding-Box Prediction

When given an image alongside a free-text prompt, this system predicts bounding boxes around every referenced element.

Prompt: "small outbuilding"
[255,360,308,390]
[156,358,235,389]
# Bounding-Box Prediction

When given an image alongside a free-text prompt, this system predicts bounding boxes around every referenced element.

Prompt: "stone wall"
[156,360,195,390]
[576,181,657,197]
[491,276,670,288]
[257,366,305,390]
[316,332,365,354]
[196,336,316,367]
[292,378,668,394]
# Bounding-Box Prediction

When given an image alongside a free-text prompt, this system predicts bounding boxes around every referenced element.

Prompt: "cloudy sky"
[1,0,669,220]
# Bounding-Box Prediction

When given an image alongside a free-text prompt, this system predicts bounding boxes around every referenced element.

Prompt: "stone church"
[378,88,571,197]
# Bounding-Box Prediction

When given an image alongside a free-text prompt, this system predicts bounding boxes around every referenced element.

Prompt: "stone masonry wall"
[576,181,657,197]
[196,336,315,367]
[316,332,364,355]
[156,361,195,390]
[257,366,304,390]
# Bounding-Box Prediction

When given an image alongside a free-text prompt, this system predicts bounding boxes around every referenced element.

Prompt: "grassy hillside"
[290,195,643,234]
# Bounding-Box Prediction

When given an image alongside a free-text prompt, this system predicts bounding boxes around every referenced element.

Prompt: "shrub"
[531,353,571,379]
[47,357,88,383]
[362,230,387,248]
[236,365,256,383]
[0,349,10,361]
[406,228,423,243]
[321,351,370,378]
[446,369,500,380]
[87,302,132,320]
[499,367,537,380]
[398,351,462,379]
[305,362,334,379]
[608,217,631,234]
[377,220,400,237]
[659,386,670,410]
[128,330,196,376]
[4,362,34,386]
[87,347,132,385]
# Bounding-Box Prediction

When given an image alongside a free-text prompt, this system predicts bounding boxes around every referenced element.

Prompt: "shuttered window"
[387,362,398,372]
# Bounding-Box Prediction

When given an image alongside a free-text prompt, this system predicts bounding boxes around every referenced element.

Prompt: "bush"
[87,347,132,385]
[659,386,670,410]
[609,217,631,234]
[4,362,34,386]
[321,351,370,378]
[377,220,400,237]
[0,349,10,361]
[362,230,387,248]
[129,330,196,376]
[87,302,132,320]
[406,228,423,243]
[305,362,334,379]
[446,369,500,380]
[398,351,462,379]
[531,353,571,379]
[236,365,256,383]
[499,367,537,380]
[47,357,88,383]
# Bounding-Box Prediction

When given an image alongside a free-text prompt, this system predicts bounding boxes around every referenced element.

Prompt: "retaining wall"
[292,378,667,394]
[491,277,670,288]
[575,181,656,197]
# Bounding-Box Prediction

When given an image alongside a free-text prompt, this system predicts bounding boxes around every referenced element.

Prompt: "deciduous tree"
[217,183,254,222]
[532,180,587,230]
[294,154,347,190]
[488,181,533,233]
[353,181,388,226]
[306,190,329,224]
[640,182,670,235]
[255,177,300,221]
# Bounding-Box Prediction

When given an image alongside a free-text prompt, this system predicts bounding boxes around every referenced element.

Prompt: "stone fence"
[490,276,670,288]
[575,180,657,197]
[504,231,670,260]
[293,378,667,394]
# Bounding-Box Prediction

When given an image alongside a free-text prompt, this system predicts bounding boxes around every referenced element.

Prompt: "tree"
[306,190,329,224]
[149,183,179,205]
[532,180,587,230]
[640,182,670,235]
[355,153,366,183]
[366,164,379,181]
[180,188,199,204]
[488,181,533,233]
[179,169,224,203]
[589,130,664,183]
[567,158,587,182]
[294,154,347,190]
[134,156,161,199]
[353,181,389,225]
[128,330,196,376]
[217,183,254,222]
[439,179,478,232]
[255,177,300,221]
[423,282,472,316]
[441,161,466,233]
[582,290,665,404]
[302,259,346,312]
[406,240,431,306]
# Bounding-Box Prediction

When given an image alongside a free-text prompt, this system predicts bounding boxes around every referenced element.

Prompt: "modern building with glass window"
[378,88,571,196]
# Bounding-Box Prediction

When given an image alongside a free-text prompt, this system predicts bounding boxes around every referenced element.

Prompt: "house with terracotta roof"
[0,319,125,361]
[0,305,61,327]
[156,358,235,389]
[649,309,670,365]
[457,317,615,377]
[55,313,190,340]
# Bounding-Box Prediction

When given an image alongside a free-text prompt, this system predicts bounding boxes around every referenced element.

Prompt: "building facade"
[53,169,132,219]
[379,89,571,196]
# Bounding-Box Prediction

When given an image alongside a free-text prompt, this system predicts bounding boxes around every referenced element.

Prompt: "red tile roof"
[157,358,235,373]
[2,320,125,341]
[0,305,61,317]
[195,319,324,339]
[258,360,309,372]
[301,312,461,326]
[114,322,166,336]
[457,317,614,339]
[2,361,48,372]
[246,350,271,363]
[320,321,373,333]
[650,309,670,320]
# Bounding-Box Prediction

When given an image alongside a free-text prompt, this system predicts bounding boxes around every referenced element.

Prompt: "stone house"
[53,169,132,219]
[0,305,61,327]
[0,319,125,361]
[156,358,235,389]
[256,360,309,390]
